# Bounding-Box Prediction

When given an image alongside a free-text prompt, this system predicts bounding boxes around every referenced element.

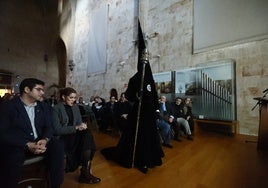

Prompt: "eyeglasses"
[33,87,44,92]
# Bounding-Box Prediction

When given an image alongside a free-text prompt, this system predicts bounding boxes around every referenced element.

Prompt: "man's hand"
[121,114,128,119]
[36,139,47,153]
[27,140,47,154]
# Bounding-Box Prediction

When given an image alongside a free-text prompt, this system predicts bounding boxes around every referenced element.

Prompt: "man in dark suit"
[159,95,173,116]
[157,95,174,147]
[0,78,64,188]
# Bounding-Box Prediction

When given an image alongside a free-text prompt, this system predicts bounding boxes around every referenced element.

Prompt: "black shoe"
[187,135,193,140]
[79,173,101,184]
[51,186,60,188]
[174,138,182,142]
[162,143,173,148]
[105,128,112,132]
[137,166,148,174]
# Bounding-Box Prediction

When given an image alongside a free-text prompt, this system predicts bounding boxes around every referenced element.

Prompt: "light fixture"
[68,60,75,71]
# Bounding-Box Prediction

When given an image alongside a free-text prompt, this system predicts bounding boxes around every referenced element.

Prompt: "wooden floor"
[61,126,268,188]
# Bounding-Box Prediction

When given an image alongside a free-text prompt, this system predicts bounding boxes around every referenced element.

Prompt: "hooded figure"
[101,20,164,173]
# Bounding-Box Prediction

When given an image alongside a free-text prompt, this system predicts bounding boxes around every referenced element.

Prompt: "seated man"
[91,96,107,131]
[77,96,89,122]
[156,110,173,148]
[157,95,176,147]
[171,97,193,140]
[0,78,64,188]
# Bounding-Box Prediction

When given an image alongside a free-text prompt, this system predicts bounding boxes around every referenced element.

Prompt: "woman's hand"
[76,122,88,131]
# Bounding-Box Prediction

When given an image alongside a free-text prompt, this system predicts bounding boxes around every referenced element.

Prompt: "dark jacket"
[0,96,54,148]
[53,102,82,136]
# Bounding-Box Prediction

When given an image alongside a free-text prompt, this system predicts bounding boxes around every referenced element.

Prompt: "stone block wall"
[63,0,268,135]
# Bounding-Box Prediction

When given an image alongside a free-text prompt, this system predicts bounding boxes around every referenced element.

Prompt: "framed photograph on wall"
[173,59,236,121]
[175,68,197,95]
[153,71,173,96]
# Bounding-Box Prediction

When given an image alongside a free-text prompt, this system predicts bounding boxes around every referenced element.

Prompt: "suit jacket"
[159,101,173,118]
[0,96,54,148]
[52,102,82,136]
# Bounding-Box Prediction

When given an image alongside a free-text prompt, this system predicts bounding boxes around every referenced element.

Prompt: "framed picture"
[174,59,236,121]
[153,71,173,96]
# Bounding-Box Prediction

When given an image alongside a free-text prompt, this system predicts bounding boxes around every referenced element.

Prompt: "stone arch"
[56,37,67,88]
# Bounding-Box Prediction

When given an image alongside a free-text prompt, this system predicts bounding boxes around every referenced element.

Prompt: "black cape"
[101,20,164,169]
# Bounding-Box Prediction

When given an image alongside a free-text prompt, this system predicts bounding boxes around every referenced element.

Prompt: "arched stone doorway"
[56,37,67,88]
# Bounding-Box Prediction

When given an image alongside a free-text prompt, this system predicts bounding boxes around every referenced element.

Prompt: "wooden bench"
[194,119,238,134]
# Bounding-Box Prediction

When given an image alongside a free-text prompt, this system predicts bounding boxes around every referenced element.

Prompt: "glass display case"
[175,59,236,121]
[153,59,236,121]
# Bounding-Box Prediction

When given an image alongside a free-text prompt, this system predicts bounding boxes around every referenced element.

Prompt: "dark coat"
[101,65,164,168]
[53,102,96,172]
[0,96,64,187]
[0,96,54,148]
[101,20,163,169]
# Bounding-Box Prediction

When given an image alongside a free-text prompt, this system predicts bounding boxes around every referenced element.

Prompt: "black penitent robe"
[101,63,164,169]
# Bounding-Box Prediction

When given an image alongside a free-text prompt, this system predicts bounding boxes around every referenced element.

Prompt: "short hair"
[175,97,183,101]
[59,87,77,100]
[19,78,45,95]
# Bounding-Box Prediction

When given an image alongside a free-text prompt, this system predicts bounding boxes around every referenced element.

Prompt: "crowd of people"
[0,77,195,187]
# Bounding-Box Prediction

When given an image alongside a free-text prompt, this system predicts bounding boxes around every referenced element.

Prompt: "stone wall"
[64,0,268,135]
[0,0,60,96]
[1,0,267,135]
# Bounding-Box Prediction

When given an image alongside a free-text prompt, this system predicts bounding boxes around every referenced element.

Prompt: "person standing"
[53,87,100,184]
[0,78,64,188]
[101,21,164,173]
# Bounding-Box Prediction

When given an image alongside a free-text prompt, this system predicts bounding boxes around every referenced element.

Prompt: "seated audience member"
[92,96,107,131]
[0,78,64,188]
[115,92,132,133]
[159,95,182,142]
[88,96,95,107]
[171,97,193,140]
[45,94,58,107]
[86,96,96,123]
[2,92,14,100]
[183,97,195,133]
[158,95,175,146]
[156,110,173,148]
[110,88,118,101]
[77,96,89,122]
[53,87,100,184]
[104,95,118,131]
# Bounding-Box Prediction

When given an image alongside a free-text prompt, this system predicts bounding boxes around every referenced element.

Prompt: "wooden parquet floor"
[61,126,268,188]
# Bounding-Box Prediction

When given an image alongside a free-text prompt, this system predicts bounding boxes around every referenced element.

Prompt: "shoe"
[79,173,101,184]
[137,166,148,174]
[187,135,193,140]
[162,143,173,148]
[174,138,182,142]
[51,186,60,188]
[105,128,112,132]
